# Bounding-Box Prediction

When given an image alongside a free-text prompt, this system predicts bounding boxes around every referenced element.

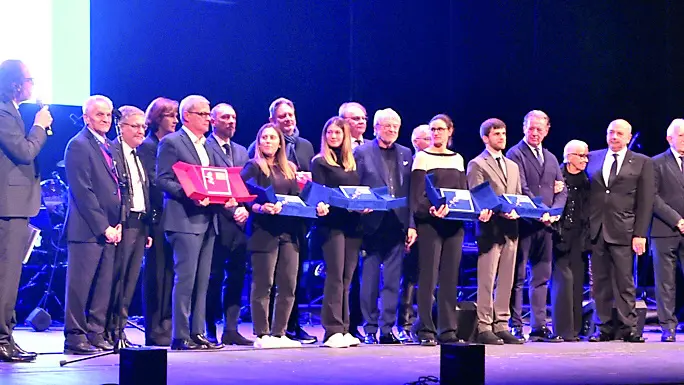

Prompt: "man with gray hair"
[339,102,369,149]
[649,119,684,342]
[411,124,431,153]
[63,95,122,354]
[157,95,237,350]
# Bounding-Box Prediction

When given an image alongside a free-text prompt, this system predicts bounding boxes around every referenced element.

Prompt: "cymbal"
[56,160,65,168]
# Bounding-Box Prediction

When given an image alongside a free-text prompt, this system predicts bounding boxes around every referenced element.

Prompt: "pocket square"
[403,160,409,166]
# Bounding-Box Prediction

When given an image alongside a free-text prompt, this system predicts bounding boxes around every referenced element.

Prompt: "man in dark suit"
[649,119,684,342]
[340,102,371,341]
[157,95,237,350]
[467,118,524,345]
[354,108,416,344]
[506,110,567,342]
[107,106,152,348]
[204,103,252,346]
[586,119,655,343]
[63,95,122,355]
[138,97,178,346]
[0,59,51,362]
[247,98,317,344]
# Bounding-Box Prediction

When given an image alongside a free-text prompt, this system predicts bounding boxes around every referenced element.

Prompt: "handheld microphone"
[35,99,53,136]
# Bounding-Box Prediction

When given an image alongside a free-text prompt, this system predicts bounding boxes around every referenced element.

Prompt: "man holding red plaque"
[156,95,237,350]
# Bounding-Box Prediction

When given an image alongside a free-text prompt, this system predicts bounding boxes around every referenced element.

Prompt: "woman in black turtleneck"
[410,114,492,346]
[311,117,366,348]
[240,123,327,349]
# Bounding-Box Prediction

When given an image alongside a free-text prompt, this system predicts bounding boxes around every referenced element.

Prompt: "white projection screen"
[0,0,90,106]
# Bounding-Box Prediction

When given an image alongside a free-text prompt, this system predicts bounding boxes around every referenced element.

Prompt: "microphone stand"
[60,111,137,366]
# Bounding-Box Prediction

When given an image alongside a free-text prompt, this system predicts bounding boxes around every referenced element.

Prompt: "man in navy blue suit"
[354,108,416,344]
[63,95,122,355]
[156,95,237,350]
[204,103,252,346]
[506,110,567,342]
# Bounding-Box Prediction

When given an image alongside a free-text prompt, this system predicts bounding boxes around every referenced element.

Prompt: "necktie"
[355,139,363,147]
[608,153,619,187]
[223,143,234,167]
[534,147,543,165]
[496,157,507,180]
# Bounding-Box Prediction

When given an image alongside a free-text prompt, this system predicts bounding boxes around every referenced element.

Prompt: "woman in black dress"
[241,123,328,349]
[410,114,492,345]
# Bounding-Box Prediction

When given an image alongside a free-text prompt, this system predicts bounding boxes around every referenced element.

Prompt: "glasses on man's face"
[569,153,588,159]
[416,137,431,141]
[348,116,367,122]
[188,111,211,118]
[121,122,147,130]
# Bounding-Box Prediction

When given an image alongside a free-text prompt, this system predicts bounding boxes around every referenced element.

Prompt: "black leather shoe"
[396,329,412,343]
[588,332,612,342]
[12,342,37,359]
[510,326,526,341]
[221,330,254,346]
[379,332,402,345]
[623,333,646,343]
[476,331,504,345]
[192,334,224,350]
[495,330,525,344]
[88,335,114,351]
[528,326,563,343]
[64,341,101,355]
[170,339,205,351]
[420,338,438,346]
[286,327,318,344]
[363,334,378,344]
[0,345,35,362]
[205,334,219,345]
[561,335,580,342]
[661,329,676,342]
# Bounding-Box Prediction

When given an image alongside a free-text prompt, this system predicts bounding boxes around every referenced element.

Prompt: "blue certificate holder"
[329,185,388,211]
[371,186,408,210]
[425,175,502,221]
[244,178,318,219]
[499,194,564,219]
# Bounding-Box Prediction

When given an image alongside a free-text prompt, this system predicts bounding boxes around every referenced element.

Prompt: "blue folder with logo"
[425,175,501,221]
[499,194,564,219]
[244,178,319,219]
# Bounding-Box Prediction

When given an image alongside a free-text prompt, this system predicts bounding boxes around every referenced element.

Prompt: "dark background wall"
[33,0,684,172]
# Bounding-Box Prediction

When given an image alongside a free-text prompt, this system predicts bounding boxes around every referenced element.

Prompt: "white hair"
[179,95,210,123]
[563,139,588,162]
[82,95,113,115]
[411,124,430,141]
[523,110,550,128]
[373,108,401,127]
[666,118,684,137]
[118,105,144,121]
[338,102,366,118]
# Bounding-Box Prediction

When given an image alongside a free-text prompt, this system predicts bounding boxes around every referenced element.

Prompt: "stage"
[2,325,684,385]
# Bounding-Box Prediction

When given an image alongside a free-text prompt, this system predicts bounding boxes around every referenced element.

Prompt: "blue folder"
[244,178,318,219]
[425,175,501,221]
[499,194,564,219]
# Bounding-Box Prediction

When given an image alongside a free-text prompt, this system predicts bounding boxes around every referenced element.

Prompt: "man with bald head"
[586,119,655,343]
[204,103,252,345]
[551,139,590,341]
[649,119,684,342]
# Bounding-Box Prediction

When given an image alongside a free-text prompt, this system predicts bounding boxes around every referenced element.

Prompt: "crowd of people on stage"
[2,59,684,361]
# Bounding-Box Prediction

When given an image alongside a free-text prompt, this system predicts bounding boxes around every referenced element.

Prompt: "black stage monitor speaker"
[120,347,167,385]
[26,307,51,332]
[440,343,485,385]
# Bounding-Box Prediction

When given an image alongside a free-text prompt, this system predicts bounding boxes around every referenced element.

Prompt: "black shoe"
[192,334,224,350]
[221,330,254,346]
[145,335,171,347]
[588,332,612,342]
[170,338,205,351]
[379,332,402,345]
[205,334,219,345]
[510,326,526,341]
[561,335,580,342]
[661,329,676,342]
[363,334,378,344]
[495,330,525,345]
[476,331,504,345]
[396,329,412,343]
[88,335,114,351]
[528,326,562,343]
[623,332,646,343]
[420,338,438,346]
[0,345,35,363]
[12,342,37,359]
[286,327,318,344]
[64,341,101,355]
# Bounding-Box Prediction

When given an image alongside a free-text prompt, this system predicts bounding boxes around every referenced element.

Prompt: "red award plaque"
[172,161,256,204]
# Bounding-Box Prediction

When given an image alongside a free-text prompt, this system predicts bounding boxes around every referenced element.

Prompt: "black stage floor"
[2,324,684,385]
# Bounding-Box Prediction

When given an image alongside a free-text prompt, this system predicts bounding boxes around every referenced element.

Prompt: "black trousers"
[269,227,308,332]
[320,228,362,340]
[651,236,684,330]
[361,238,404,336]
[510,227,553,329]
[349,252,363,331]
[64,241,115,345]
[142,221,174,344]
[591,234,637,335]
[551,231,587,339]
[398,244,419,330]
[251,236,299,337]
[0,218,29,346]
[167,229,215,341]
[206,239,248,334]
[106,216,147,338]
[414,222,464,341]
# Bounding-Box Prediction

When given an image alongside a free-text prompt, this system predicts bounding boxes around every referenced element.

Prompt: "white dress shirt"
[121,141,146,213]
[182,126,210,166]
[602,146,628,186]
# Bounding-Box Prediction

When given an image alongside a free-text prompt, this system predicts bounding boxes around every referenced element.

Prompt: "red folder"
[172,161,256,204]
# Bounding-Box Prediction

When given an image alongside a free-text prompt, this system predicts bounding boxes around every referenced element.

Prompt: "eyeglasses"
[569,153,588,159]
[121,122,147,130]
[188,111,211,118]
[430,127,448,132]
[415,137,431,141]
[347,116,367,122]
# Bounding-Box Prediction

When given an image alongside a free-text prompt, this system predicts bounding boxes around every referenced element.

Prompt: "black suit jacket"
[0,101,47,218]
[137,133,163,223]
[64,128,122,243]
[248,136,315,172]
[205,135,250,249]
[586,149,655,245]
[650,150,684,238]
[111,138,151,219]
